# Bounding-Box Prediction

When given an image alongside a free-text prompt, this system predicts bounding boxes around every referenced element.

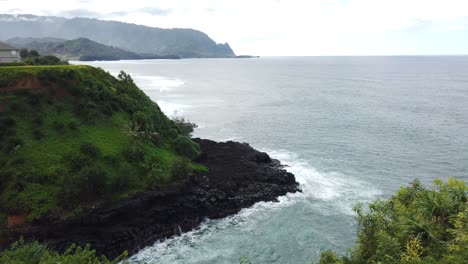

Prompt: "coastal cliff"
[2,139,299,259]
[0,65,298,258]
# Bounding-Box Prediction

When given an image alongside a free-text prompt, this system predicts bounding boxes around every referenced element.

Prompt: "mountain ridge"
[7,37,180,61]
[0,14,236,58]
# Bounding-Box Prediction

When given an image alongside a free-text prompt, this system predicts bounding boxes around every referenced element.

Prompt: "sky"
[2,0,468,56]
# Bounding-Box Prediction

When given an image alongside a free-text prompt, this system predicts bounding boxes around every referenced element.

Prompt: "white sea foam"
[128,149,382,263]
[134,75,185,92]
[264,149,382,215]
[98,71,185,92]
[219,136,243,142]
[156,100,193,117]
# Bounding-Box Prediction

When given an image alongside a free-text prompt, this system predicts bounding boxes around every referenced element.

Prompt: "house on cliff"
[0,42,20,63]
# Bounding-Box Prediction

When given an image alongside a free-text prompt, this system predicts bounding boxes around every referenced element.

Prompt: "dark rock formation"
[1,139,299,259]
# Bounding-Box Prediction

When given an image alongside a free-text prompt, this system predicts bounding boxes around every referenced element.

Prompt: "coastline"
[2,138,300,259]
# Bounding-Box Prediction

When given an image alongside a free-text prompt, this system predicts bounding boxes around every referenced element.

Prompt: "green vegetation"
[0,237,127,264]
[19,49,67,66]
[9,38,181,61]
[173,116,198,137]
[0,65,203,222]
[0,49,66,67]
[317,178,467,264]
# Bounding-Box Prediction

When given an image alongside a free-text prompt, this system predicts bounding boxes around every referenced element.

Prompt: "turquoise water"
[77,57,468,263]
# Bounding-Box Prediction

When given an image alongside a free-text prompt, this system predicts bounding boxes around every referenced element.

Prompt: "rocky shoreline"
[2,139,300,259]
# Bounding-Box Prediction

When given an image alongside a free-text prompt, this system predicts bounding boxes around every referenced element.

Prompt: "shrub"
[28,93,43,107]
[172,117,198,137]
[171,158,192,180]
[37,69,58,82]
[10,157,25,166]
[166,128,179,139]
[67,121,78,130]
[0,238,47,264]
[32,129,45,140]
[40,243,125,263]
[52,121,65,132]
[173,136,200,159]
[66,154,91,172]
[8,102,22,112]
[0,117,16,128]
[131,111,151,131]
[143,157,164,187]
[32,116,44,126]
[0,238,126,264]
[109,165,133,192]
[27,56,65,66]
[317,178,468,264]
[317,250,344,264]
[0,128,15,142]
[55,104,65,113]
[79,142,101,158]
[62,164,108,201]
[122,145,145,163]
[102,104,114,116]
[29,50,39,56]
[79,165,107,196]
[103,155,121,166]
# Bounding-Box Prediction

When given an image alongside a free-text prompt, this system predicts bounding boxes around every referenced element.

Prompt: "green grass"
[192,163,209,173]
[0,65,87,87]
[0,65,200,222]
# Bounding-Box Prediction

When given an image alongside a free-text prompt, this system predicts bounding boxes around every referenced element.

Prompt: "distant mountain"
[0,14,236,58]
[7,37,180,61]
[6,37,66,45]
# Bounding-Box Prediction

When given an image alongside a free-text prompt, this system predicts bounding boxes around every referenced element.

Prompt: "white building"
[0,42,20,63]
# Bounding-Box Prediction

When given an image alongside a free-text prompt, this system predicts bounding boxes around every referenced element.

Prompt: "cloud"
[55,8,101,18]
[7,8,23,13]
[2,0,468,55]
[108,11,130,17]
[50,6,171,19]
[139,7,171,16]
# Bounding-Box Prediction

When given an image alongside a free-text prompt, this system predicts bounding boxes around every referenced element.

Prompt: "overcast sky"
[2,0,468,56]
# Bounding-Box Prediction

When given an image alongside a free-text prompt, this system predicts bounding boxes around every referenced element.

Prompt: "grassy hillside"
[0,65,202,224]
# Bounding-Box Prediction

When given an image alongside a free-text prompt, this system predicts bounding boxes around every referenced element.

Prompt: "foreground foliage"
[318,178,467,264]
[0,238,126,264]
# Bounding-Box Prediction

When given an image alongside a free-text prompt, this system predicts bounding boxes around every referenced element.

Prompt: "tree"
[19,49,29,59]
[117,70,133,84]
[29,50,39,57]
[173,136,200,159]
[172,117,198,137]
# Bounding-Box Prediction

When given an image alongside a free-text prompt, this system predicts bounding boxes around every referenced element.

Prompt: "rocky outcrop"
[1,139,299,259]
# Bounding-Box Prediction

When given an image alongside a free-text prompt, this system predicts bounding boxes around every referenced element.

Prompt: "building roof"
[0,42,20,51]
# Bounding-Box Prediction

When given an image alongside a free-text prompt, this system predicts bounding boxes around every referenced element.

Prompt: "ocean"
[75,56,468,263]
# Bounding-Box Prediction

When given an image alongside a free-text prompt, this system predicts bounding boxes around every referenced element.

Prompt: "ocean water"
[76,57,468,263]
